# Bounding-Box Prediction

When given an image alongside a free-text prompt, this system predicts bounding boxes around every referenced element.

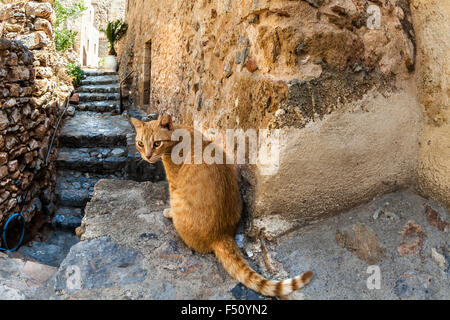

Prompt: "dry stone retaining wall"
[0,38,51,226]
[0,0,73,229]
[0,1,73,106]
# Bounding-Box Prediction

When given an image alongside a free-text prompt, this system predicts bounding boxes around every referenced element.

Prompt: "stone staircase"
[52,70,163,232]
[12,70,165,292]
[74,71,121,114]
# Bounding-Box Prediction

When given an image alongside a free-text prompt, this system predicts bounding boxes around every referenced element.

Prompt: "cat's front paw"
[163,208,173,219]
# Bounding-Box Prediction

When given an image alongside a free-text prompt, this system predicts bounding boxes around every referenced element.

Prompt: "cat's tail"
[212,236,313,297]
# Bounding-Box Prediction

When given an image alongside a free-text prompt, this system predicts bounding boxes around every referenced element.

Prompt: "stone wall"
[0,1,73,104]
[116,0,423,235]
[0,1,73,229]
[0,39,49,227]
[117,0,430,233]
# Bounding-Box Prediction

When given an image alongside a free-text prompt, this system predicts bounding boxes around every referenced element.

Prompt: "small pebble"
[72,182,81,189]
[66,106,76,117]
[235,234,244,248]
[431,248,447,268]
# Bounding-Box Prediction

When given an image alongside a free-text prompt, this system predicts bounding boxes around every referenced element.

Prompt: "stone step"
[56,174,96,207]
[74,101,120,114]
[80,75,119,85]
[78,92,120,102]
[55,171,122,207]
[84,70,117,77]
[17,231,79,268]
[59,112,133,148]
[77,84,120,94]
[52,207,83,231]
[56,147,128,173]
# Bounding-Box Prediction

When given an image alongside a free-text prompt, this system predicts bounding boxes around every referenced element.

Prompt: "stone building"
[118,0,450,234]
[60,0,126,67]
[79,1,99,67]
[91,0,126,59]
[59,0,99,67]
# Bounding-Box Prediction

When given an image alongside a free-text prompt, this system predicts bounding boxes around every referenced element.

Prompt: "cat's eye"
[153,141,162,148]
[137,141,144,148]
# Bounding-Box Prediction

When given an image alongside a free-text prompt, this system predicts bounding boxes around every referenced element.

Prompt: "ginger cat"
[130,114,313,297]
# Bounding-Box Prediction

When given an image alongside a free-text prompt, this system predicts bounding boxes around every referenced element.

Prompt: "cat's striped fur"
[130,115,313,297]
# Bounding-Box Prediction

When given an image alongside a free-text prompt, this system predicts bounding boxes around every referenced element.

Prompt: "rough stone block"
[22,261,57,283]
[34,17,53,38]
[17,31,48,50]
[25,2,53,19]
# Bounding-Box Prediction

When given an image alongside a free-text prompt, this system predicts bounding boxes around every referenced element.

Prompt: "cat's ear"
[159,114,174,131]
[130,117,143,130]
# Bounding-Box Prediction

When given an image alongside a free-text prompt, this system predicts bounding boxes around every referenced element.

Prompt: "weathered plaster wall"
[118,0,431,231]
[412,0,450,209]
[79,1,99,67]
[59,0,99,67]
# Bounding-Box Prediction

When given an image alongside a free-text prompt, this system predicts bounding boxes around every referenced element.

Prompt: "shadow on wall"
[115,0,448,232]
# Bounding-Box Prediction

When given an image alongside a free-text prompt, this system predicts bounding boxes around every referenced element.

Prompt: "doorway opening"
[143,41,152,108]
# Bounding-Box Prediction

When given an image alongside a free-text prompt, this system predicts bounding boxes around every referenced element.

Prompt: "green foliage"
[54,0,87,52]
[66,63,84,87]
[54,0,87,28]
[100,20,128,56]
[55,29,78,52]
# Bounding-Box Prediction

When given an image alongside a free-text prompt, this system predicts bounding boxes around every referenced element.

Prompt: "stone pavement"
[3,179,446,300]
[276,191,449,299]
[0,71,447,299]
